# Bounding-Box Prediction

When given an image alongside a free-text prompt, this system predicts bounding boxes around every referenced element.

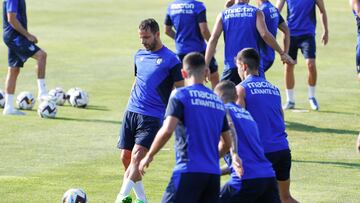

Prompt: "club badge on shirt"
[156,57,163,65]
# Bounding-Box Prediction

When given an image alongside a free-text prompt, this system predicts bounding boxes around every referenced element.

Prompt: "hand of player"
[224,0,235,8]
[204,66,211,84]
[281,53,296,65]
[231,154,243,177]
[139,155,153,176]
[27,33,38,44]
[322,31,329,45]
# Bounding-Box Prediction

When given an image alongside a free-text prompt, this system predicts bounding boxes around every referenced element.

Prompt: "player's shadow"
[293,159,360,169]
[318,110,360,117]
[285,121,358,135]
[56,116,121,125]
[61,105,110,111]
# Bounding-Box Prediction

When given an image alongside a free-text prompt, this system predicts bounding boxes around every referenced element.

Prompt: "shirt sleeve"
[197,10,207,23]
[278,14,285,25]
[222,115,230,132]
[165,96,184,121]
[170,63,183,82]
[7,0,18,13]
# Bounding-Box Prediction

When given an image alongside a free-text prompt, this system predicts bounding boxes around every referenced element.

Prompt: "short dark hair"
[183,52,205,77]
[236,48,260,71]
[139,18,159,34]
[214,80,237,103]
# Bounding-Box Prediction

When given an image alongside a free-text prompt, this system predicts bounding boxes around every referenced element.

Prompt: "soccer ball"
[69,89,89,108]
[16,91,35,110]
[38,100,57,118]
[62,188,88,203]
[66,87,82,104]
[0,90,5,108]
[49,87,67,106]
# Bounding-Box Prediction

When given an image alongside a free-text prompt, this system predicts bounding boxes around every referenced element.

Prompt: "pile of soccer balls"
[0,87,89,119]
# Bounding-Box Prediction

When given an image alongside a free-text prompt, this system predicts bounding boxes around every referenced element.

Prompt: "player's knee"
[38,50,47,62]
[306,60,316,70]
[121,150,131,163]
[131,149,147,165]
[8,68,20,77]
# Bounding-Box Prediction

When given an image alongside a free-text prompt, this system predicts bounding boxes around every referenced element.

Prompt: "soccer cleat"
[309,97,319,111]
[3,108,26,116]
[282,101,295,110]
[115,194,132,203]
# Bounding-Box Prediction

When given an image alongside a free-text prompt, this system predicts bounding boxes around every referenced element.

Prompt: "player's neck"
[152,41,163,52]
[186,77,204,86]
[235,0,249,4]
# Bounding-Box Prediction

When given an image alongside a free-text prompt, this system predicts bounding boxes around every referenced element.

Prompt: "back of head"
[214,80,237,103]
[236,48,260,71]
[183,52,206,77]
[139,18,159,34]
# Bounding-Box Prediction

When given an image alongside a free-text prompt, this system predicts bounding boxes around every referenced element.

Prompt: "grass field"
[0,0,359,202]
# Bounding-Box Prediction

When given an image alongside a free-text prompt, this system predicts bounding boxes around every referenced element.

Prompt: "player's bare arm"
[220,130,243,177]
[7,12,37,43]
[164,25,175,40]
[139,116,179,175]
[316,0,329,45]
[278,22,290,53]
[199,22,211,42]
[256,10,295,65]
[235,85,246,108]
[205,13,222,67]
[350,0,360,16]
[224,0,235,8]
[276,0,286,12]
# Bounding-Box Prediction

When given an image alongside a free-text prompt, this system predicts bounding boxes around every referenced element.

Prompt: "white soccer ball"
[66,87,82,103]
[49,87,67,106]
[38,100,57,118]
[16,91,35,110]
[0,90,5,108]
[69,89,89,108]
[62,188,88,203]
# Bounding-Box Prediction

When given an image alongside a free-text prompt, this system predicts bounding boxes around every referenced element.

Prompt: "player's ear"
[181,68,188,79]
[155,31,160,38]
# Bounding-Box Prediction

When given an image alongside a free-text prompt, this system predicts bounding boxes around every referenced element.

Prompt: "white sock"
[4,94,14,110]
[37,79,47,96]
[308,86,316,98]
[285,89,295,102]
[119,179,135,197]
[133,181,147,202]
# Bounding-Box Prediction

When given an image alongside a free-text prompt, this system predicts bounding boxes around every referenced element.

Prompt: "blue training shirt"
[222,3,259,71]
[127,46,183,119]
[286,0,316,37]
[166,84,229,175]
[259,1,284,70]
[3,0,27,40]
[239,75,289,153]
[165,0,207,54]
[224,102,275,191]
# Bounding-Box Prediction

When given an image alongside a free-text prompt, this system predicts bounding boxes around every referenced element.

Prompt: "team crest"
[28,45,35,51]
[156,57,163,65]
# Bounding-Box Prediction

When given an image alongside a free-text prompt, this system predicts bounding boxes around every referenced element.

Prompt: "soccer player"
[165,0,220,89]
[235,48,298,203]
[277,0,329,110]
[257,0,290,78]
[214,81,280,203]
[139,52,243,203]
[205,0,294,85]
[115,19,184,203]
[2,0,48,115]
[349,0,360,81]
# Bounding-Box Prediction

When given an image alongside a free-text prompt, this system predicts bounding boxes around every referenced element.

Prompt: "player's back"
[239,75,289,153]
[225,102,275,187]
[286,0,316,36]
[166,0,206,54]
[3,0,27,38]
[127,46,181,119]
[221,3,259,70]
[169,84,227,175]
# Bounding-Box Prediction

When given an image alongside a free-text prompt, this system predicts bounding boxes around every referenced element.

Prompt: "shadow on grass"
[318,110,360,117]
[60,105,110,111]
[56,116,121,125]
[293,159,360,169]
[286,121,358,135]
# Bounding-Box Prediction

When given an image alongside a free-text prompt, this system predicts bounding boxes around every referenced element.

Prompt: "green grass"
[0,0,359,202]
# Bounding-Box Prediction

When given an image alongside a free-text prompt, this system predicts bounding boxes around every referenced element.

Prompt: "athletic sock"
[308,86,316,98]
[4,94,14,110]
[133,181,147,202]
[285,89,295,102]
[37,79,47,97]
[119,179,135,197]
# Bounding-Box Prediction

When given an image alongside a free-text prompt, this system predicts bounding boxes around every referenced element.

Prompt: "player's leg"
[121,149,132,170]
[301,35,319,110]
[260,178,281,203]
[31,49,49,100]
[283,37,298,110]
[221,68,242,85]
[3,48,25,115]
